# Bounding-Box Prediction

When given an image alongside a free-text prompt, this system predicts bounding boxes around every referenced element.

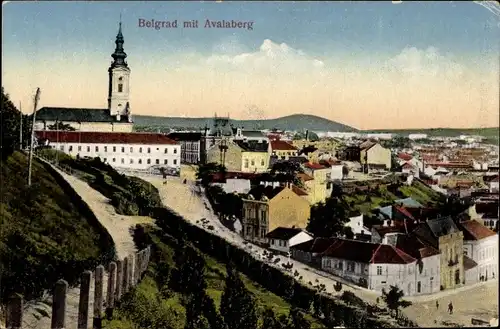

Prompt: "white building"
[330,163,344,181]
[266,227,313,254]
[460,220,498,281]
[36,131,181,170]
[408,134,428,140]
[365,133,393,140]
[345,214,371,236]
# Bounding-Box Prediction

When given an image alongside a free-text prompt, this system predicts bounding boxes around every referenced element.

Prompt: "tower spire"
[111,18,127,68]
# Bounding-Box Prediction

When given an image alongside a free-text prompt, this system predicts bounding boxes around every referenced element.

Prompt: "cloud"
[385,46,464,81]
[205,39,325,74]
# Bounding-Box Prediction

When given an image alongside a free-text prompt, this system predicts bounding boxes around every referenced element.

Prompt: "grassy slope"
[104,227,325,329]
[0,151,112,302]
[344,180,442,214]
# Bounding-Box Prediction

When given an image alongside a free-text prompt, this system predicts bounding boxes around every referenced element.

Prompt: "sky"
[2,1,499,130]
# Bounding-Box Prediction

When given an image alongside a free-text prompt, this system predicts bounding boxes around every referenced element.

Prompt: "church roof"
[35,107,131,123]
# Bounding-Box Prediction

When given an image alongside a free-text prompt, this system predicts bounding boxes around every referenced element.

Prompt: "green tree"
[1,87,30,159]
[184,296,210,329]
[381,285,412,317]
[172,245,207,295]
[220,263,258,329]
[288,308,311,329]
[261,308,281,329]
[47,121,76,131]
[197,162,226,186]
[306,194,350,238]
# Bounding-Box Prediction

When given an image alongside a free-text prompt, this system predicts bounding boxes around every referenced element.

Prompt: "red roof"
[394,206,416,221]
[297,172,314,182]
[398,153,413,161]
[271,140,297,151]
[459,220,497,241]
[322,239,416,264]
[304,162,326,170]
[291,185,308,196]
[36,130,178,145]
[401,162,415,169]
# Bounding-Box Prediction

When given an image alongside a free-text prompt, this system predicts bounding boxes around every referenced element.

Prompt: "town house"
[459,220,498,281]
[359,141,392,171]
[302,162,333,204]
[290,237,337,267]
[241,184,310,244]
[167,132,202,164]
[270,140,298,160]
[205,139,270,173]
[266,227,313,254]
[412,217,465,290]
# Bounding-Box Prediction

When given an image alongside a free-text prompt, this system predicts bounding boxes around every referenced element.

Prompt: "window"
[244,159,249,168]
[130,147,133,153]
[164,148,168,154]
[261,159,265,166]
[130,159,134,164]
[147,148,151,153]
[174,148,177,154]
[173,159,177,165]
[121,158,124,164]
[147,159,151,164]
[118,83,123,93]
[112,158,116,162]
[69,146,73,152]
[251,159,255,166]
[104,146,108,152]
[87,146,90,152]
[260,228,266,238]
[138,159,142,164]
[78,146,82,151]
[95,146,99,152]
[122,147,125,152]
[156,159,160,165]
[260,210,267,223]
[60,145,64,151]
[164,159,168,165]
[417,281,421,293]
[377,266,382,275]
[113,146,116,152]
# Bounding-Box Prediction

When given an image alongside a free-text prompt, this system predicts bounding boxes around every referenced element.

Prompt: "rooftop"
[35,107,132,123]
[36,131,177,145]
[266,227,305,240]
[459,220,497,241]
[271,140,297,151]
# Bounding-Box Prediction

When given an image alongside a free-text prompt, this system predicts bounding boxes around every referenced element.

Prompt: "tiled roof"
[271,140,297,151]
[297,172,314,182]
[35,107,131,123]
[359,141,376,150]
[266,227,304,240]
[394,205,416,221]
[395,198,424,208]
[304,162,326,170]
[396,234,440,259]
[291,185,308,196]
[290,237,337,253]
[398,153,413,161]
[459,220,497,241]
[35,131,177,145]
[242,130,266,138]
[463,255,478,271]
[234,140,269,152]
[322,239,416,264]
[426,216,460,237]
[167,132,202,141]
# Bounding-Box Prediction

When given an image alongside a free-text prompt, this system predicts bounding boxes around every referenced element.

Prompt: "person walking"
[448,301,453,314]
[436,300,439,310]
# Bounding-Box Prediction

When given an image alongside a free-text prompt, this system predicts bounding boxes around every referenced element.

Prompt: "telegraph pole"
[28,88,41,187]
[19,102,23,149]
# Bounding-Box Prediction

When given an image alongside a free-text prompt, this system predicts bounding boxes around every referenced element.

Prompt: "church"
[35,22,134,133]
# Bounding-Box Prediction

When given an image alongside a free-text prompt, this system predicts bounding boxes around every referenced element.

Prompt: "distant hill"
[133,114,358,132]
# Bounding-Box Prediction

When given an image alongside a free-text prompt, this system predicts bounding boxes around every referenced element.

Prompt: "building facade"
[303,163,333,204]
[270,140,298,160]
[360,142,392,171]
[36,131,181,170]
[35,22,133,133]
[241,185,311,244]
[167,132,202,164]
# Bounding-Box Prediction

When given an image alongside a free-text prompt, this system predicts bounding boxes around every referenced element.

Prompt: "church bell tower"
[108,19,132,122]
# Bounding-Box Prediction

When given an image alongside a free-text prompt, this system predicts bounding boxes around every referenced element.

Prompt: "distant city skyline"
[2,1,499,130]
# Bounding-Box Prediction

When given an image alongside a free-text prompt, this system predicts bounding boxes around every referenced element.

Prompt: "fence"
[5,246,151,329]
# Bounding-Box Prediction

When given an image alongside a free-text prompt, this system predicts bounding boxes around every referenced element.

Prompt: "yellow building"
[292,139,340,152]
[359,141,392,170]
[206,140,269,173]
[241,184,310,244]
[270,140,298,160]
[302,162,333,204]
[413,217,464,290]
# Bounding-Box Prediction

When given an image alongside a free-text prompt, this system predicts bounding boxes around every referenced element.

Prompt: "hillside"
[133,114,358,132]
[104,225,327,329]
[0,151,115,304]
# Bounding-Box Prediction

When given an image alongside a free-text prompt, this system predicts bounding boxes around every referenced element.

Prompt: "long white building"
[36,131,181,170]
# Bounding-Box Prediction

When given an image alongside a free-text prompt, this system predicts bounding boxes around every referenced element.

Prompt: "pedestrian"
[448,301,453,314]
[436,300,439,310]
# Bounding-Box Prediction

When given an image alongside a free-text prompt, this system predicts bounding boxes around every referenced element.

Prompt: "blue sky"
[3,1,499,129]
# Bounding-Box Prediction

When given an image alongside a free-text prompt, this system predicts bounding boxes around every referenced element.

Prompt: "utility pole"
[19,102,23,149]
[28,88,41,187]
